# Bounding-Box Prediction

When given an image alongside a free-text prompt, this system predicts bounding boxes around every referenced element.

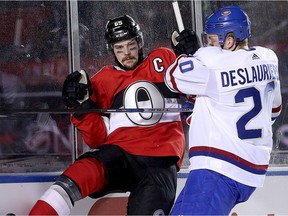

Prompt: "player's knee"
[54,174,82,204]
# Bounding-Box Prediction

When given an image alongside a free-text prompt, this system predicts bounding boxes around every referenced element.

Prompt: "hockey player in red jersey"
[29,15,200,215]
[166,6,282,215]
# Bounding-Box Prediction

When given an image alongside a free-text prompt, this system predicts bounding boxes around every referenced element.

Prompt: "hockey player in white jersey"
[166,5,282,215]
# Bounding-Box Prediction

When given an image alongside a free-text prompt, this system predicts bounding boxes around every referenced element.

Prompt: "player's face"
[205,34,237,51]
[113,38,139,70]
[206,34,221,47]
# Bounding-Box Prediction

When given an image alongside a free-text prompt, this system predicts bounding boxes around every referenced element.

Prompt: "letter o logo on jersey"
[124,81,165,126]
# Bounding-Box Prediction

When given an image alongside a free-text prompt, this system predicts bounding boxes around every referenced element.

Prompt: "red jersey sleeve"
[70,68,114,149]
[71,113,107,148]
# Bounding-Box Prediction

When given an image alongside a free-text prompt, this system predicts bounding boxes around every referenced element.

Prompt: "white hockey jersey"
[165,46,282,187]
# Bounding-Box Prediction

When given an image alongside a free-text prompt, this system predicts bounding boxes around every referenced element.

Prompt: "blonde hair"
[226,32,248,49]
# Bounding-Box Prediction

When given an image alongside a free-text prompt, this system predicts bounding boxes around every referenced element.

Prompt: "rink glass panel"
[0,1,287,174]
[0,1,71,173]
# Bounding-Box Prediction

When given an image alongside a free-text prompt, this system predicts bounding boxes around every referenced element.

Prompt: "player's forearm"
[71,113,107,148]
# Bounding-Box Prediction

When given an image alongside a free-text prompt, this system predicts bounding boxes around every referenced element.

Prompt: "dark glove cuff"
[80,99,95,109]
[172,29,200,56]
[73,99,95,119]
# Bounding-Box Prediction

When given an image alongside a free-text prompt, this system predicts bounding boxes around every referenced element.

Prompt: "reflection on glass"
[0,1,72,173]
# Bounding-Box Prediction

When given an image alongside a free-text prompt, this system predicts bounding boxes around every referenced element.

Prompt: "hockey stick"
[0,107,194,115]
[172,0,184,32]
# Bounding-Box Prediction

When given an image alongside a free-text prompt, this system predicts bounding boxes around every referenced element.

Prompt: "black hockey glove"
[62,70,95,119]
[171,29,200,56]
[62,70,93,109]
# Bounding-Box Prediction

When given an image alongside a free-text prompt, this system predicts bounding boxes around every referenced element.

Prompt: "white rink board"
[0,169,288,215]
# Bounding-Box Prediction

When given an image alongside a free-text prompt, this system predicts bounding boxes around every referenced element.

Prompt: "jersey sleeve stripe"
[271,104,282,122]
[272,104,282,113]
[167,55,187,93]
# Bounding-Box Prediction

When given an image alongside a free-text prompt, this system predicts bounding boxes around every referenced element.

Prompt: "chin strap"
[232,41,240,51]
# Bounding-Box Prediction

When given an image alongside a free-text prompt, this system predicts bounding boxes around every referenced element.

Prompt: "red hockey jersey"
[72,47,185,168]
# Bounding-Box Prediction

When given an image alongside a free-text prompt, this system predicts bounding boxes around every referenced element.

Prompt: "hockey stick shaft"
[0,107,193,115]
[172,0,184,32]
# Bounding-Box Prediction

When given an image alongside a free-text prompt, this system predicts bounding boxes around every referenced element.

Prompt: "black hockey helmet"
[105,15,144,50]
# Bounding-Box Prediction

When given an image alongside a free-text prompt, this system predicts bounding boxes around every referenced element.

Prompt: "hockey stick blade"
[0,107,194,115]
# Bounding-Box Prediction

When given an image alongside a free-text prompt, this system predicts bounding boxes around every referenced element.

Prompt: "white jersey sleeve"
[165,53,211,96]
